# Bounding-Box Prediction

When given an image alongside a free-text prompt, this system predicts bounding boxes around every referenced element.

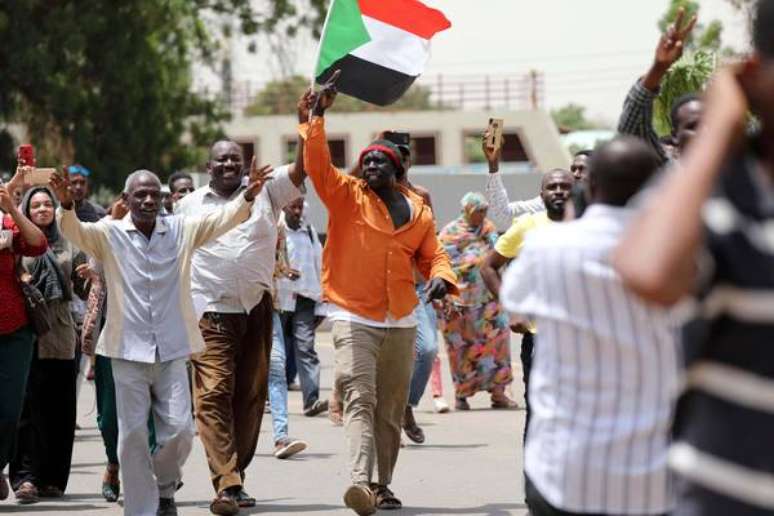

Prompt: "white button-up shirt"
[175,165,303,318]
[277,219,323,313]
[57,195,253,363]
[501,204,680,515]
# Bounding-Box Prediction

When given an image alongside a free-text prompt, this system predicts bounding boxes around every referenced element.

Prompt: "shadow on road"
[399,502,526,515]
[0,503,104,512]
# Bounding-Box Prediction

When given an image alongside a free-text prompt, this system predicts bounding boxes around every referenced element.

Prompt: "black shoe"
[236,487,256,508]
[303,399,329,417]
[402,405,425,444]
[157,497,178,516]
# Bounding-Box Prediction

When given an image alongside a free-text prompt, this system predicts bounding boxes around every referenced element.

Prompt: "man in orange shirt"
[298,87,457,516]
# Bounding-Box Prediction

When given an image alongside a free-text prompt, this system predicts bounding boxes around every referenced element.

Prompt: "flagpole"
[310,0,336,90]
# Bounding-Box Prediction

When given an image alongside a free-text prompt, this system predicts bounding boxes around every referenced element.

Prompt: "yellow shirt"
[495,212,551,334]
[495,212,550,259]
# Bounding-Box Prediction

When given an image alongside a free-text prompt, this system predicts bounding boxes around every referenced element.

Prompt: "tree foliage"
[244,75,441,116]
[550,103,598,132]
[653,0,723,135]
[0,1,328,191]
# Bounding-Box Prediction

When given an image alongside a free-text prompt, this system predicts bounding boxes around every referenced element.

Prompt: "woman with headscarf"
[9,186,87,504]
[0,173,47,502]
[436,192,516,411]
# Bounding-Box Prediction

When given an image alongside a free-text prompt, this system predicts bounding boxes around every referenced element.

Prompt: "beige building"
[223,109,568,231]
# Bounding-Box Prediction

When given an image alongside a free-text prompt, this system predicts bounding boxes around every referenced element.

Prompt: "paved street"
[5,332,528,515]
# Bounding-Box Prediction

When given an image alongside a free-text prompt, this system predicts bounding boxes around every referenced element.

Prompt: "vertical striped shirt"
[670,150,774,515]
[501,204,680,515]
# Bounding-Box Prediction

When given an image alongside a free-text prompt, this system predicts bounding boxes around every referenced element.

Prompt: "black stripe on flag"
[317,54,417,106]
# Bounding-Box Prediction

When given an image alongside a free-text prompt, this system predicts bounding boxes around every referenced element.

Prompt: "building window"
[411,136,437,166]
[329,138,347,169]
[463,131,529,164]
[285,137,347,168]
[501,132,529,162]
[239,141,255,166]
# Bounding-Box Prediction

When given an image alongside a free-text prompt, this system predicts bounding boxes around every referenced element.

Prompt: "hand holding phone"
[487,118,504,151]
[17,144,36,167]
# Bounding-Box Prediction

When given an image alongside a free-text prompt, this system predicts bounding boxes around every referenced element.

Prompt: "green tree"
[550,103,597,132]
[0,1,328,190]
[653,0,723,135]
[244,75,441,116]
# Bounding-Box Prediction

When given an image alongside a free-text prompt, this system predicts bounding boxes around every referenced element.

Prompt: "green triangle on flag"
[315,0,371,78]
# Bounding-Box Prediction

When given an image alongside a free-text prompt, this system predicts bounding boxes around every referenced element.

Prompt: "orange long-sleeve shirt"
[300,117,457,321]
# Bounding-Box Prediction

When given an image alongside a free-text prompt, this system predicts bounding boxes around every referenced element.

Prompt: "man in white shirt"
[483,129,591,229]
[276,197,328,416]
[52,167,268,516]
[175,141,305,515]
[500,137,678,516]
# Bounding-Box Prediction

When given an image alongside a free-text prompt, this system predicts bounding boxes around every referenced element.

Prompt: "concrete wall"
[224,109,569,173]
[303,171,543,235]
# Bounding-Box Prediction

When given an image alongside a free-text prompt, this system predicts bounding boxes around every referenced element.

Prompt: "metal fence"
[215,71,546,114]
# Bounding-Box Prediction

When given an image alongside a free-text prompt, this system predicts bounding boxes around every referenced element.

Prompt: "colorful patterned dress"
[437,215,513,398]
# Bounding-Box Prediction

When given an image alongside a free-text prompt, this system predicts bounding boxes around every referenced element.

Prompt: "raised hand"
[7,161,33,196]
[0,185,15,212]
[655,7,698,70]
[297,89,316,123]
[49,166,74,208]
[312,69,340,117]
[243,156,273,201]
[482,130,502,173]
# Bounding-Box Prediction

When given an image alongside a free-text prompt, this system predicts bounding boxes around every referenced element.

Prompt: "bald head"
[208,140,245,196]
[588,137,659,207]
[540,168,573,220]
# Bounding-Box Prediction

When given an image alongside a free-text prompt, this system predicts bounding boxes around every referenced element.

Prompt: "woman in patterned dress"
[436,192,516,411]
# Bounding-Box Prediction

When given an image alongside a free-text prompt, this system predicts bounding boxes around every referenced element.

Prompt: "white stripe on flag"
[351,16,431,77]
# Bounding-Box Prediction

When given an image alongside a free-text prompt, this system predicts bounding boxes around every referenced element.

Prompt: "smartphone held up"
[16,144,56,187]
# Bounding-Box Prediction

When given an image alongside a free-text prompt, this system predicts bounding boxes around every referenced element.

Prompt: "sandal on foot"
[455,397,470,411]
[343,484,375,515]
[38,485,64,498]
[209,489,239,515]
[14,481,39,505]
[373,485,402,510]
[491,395,519,409]
[236,487,256,508]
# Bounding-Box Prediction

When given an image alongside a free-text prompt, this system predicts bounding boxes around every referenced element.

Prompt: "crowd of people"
[0,2,773,516]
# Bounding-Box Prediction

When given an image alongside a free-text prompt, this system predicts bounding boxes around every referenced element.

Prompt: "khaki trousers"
[191,294,273,494]
[332,320,417,486]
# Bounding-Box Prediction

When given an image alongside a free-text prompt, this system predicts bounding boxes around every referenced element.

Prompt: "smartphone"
[24,168,56,187]
[383,131,411,149]
[17,144,36,167]
[487,118,504,150]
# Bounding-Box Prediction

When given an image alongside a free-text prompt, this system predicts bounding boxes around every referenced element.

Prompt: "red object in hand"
[17,144,36,167]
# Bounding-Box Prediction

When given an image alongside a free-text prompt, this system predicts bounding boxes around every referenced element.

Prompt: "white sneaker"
[274,438,307,459]
[433,397,450,414]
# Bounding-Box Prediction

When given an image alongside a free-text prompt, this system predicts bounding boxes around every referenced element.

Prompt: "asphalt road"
[3,332,528,516]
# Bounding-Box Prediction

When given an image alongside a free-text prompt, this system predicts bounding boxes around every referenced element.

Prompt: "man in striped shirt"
[502,136,678,516]
[616,3,774,514]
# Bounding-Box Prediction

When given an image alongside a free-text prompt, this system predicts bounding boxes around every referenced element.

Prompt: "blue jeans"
[280,296,321,410]
[268,312,288,442]
[408,297,439,407]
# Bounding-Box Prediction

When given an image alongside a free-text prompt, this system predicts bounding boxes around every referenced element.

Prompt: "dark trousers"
[0,326,35,471]
[526,476,667,516]
[280,296,321,410]
[94,355,157,466]
[521,332,535,444]
[10,347,77,492]
[191,294,273,493]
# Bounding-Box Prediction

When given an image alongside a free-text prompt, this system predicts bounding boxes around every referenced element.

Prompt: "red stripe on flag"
[358,0,451,40]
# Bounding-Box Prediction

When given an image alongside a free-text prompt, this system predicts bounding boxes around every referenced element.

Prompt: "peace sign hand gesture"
[655,7,698,70]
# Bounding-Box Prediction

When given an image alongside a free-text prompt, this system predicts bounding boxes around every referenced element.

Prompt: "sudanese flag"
[314,0,451,106]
